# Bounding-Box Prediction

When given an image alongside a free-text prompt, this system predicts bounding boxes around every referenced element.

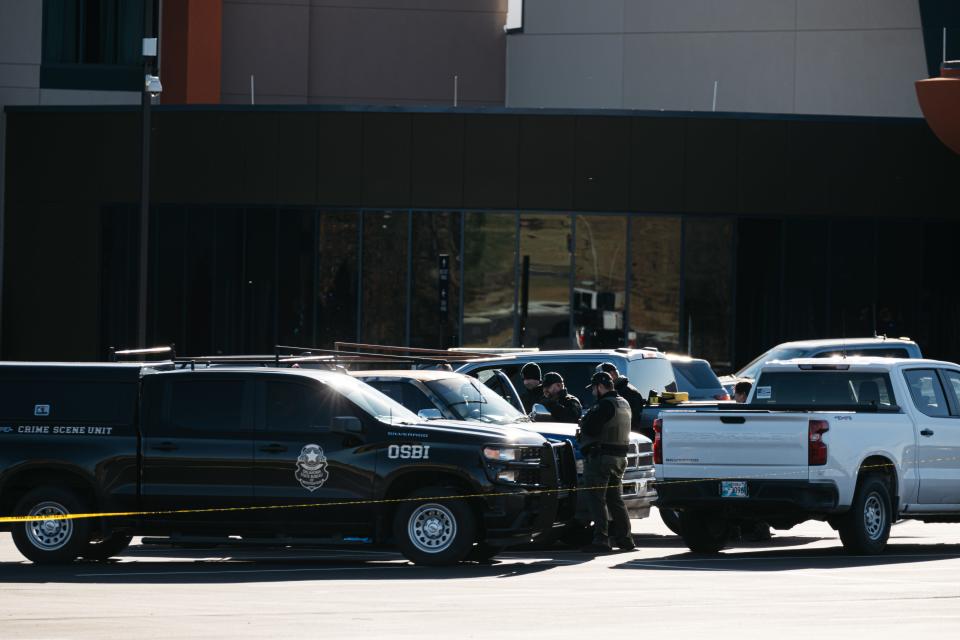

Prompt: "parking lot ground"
[2,516,960,639]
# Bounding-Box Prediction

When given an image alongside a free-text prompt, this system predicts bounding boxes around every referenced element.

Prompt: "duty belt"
[586,444,630,457]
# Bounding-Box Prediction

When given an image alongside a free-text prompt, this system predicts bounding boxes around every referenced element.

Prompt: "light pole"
[138,38,161,348]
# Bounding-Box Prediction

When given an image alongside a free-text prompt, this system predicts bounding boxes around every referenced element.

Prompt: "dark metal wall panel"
[518,115,575,210]
[573,116,630,212]
[276,113,319,205]
[411,114,465,208]
[628,118,685,213]
[683,119,738,214]
[316,112,363,207]
[737,120,789,215]
[462,115,519,209]
[361,112,412,208]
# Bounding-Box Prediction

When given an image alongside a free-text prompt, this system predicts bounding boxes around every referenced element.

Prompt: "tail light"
[652,418,663,465]
[715,392,731,401]
[808,419,829,466]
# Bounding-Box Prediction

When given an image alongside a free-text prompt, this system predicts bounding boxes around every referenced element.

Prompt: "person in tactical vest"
[538,372,583,423]
[578,371,635,552]
[596,362,645,432]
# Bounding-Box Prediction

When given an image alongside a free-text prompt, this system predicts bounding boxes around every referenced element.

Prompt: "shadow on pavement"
[611,541,960,572]
[0,543,593,585]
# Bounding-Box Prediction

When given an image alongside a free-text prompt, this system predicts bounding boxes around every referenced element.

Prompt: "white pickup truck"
[654,357,960,554]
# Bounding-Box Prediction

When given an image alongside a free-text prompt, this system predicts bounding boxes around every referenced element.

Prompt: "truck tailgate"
[661,411,809,481]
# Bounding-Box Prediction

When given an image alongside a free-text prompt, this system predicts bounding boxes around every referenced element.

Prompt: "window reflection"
[463,212,517,347]
[316,211,359,347]
[361,210,408,345]
[630,216,681,352]
[410,211,461,348]
[574,215,627,348]
[684,217,734,370]
[277,210,315,347]
[519,213,572,349]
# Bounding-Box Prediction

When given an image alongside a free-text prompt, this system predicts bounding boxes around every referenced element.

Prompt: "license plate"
[720,481,748,498]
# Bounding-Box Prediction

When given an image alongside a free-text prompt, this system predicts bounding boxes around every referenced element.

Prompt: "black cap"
[521,362,542,381]
[586,371,614,389]
[542,371,564,387]
[596,362,618,375]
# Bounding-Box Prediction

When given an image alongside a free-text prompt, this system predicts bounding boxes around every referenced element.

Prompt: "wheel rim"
[26,501,73,552]
[408,503,458,554]
[863,493,886,540]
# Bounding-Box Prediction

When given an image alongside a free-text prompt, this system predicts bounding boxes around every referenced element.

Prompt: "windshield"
[736,347,809,380]
[425,378,527,425]
[672,360,722,389]
[324,375,421,424]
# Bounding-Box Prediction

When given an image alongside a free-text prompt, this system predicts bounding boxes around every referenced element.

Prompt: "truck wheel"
[81,533,133,561]
[393,488,477,566]
[679,510,729,554]
[11,487,92,564]
[659,508,682,535]
[838,473,891,555]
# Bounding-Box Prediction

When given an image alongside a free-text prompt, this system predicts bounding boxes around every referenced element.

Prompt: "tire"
[679,510,730,554]
[81,533,133,561]
[837,473,892,555]
[11,487,92,565]
[659,508,682,536]
[393,487,477,566]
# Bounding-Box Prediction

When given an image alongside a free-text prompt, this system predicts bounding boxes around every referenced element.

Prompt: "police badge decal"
[295,444,330,491]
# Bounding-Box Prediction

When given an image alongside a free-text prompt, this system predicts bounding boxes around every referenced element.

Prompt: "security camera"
[144,74,163,96]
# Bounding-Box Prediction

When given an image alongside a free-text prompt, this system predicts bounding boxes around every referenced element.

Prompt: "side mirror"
[417,408,443,421]
[331,416,363,434]
[531,403,551,421]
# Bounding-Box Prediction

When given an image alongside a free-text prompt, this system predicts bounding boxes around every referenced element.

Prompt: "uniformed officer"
[596,362,645,432]
[578,371,635,552]
[519,362,544,413]
[538,372,583,423]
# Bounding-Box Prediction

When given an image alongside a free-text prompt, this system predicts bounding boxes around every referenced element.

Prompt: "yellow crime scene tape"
[0,458,916,525]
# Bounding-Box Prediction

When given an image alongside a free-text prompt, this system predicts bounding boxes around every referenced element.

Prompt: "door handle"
[151,441,178,451]
[720,416,746,424]
[259,443,288,453]
[920,428,935,437]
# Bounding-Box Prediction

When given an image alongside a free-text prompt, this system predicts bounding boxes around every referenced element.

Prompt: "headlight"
[483,446,518,462]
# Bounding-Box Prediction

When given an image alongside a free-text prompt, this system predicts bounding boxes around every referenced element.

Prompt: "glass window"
[904,369,949,418]
[425,377,526,425]
[169,379,246,431]
[244,209,278,352]
[410,212,462,348]
[574,215,627,348]
[212,209,245,355]
[753,371,897,409]
[670,359,722,390]
[816,348,910,359]
[363,381,436,415]
[683,218,734,370]
[519,213,573,349]
[939,370,960,416]
[629,216,680,352]
[266,380,332,431]
[317,211,359,347]
[463,212,517,348]
[361,211,408,345]
[322,375,420,424]
[627,358,678,397]
[277,210,316,347]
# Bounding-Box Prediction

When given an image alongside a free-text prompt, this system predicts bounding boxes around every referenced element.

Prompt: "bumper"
[623,468,657,519]
[654,478,839,517]
[484,441,578,547]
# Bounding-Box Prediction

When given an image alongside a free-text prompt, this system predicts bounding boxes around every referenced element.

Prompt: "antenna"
[711,80,718,112]
[944,27,948,65]
[453,75,459,107]
[250,75,255,105]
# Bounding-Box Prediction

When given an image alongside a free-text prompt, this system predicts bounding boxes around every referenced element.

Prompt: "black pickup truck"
[0,362,576,565]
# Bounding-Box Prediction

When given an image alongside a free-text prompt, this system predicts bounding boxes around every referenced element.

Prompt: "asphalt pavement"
[2,515,960,639]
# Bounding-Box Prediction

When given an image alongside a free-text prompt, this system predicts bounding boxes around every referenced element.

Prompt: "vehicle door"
[477,369,525,412]
[918,368,960,504]
[140,373,255,527]
[253,377,377,537]
[903,368,959,504]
